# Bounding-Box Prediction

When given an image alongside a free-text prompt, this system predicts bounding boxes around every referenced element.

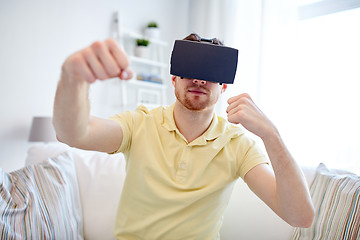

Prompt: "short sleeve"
[109,106,150,154]
[109,110,134,154]
[236,136,269,180]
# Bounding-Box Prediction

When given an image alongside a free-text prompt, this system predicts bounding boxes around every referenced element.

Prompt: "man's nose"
[193,79,206,85]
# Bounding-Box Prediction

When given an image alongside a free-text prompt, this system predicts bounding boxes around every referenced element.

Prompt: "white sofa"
[2,143,359,239]
[220,171,313,239]
[24,143,311,240]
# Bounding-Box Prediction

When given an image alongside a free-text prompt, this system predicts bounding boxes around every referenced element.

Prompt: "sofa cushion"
[291,163,360,240]
[0,152,83,239]
[25,143,126,240]
[72,149,125,240]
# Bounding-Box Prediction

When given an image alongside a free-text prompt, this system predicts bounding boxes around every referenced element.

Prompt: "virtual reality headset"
[170,40,238,84]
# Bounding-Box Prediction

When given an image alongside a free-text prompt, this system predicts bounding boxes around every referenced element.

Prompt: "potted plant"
[134,38,150,58]
[144,21,160,39]
[147,22,158,28]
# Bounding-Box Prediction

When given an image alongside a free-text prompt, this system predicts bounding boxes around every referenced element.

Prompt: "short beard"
[175,88,218,111]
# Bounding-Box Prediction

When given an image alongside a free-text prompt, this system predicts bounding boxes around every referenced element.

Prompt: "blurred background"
[1,0,359,173]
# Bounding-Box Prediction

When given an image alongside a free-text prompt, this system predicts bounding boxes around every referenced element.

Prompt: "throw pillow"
[0,152,83,239]
[25,143,126,240]
[73,150,126,240]
[291,163,360,240]
[25,142,70,166]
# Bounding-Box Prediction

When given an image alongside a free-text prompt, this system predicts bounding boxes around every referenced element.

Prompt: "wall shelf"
[122,29,168,46]
[112,11,169,111]
[129,56,168,68]
[124,79,167,89]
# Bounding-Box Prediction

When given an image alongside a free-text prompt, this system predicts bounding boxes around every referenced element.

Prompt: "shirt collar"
[162,103,230,145]
[162,103,177,132]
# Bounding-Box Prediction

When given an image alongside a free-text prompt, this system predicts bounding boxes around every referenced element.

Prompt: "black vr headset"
[170,39,238,84]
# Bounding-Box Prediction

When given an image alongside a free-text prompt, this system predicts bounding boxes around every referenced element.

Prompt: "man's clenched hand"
[62,38,133,83]
[226,93,278,140]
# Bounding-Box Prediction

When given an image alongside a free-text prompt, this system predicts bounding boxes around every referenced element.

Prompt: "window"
[298,0,360,19]
[261,4,360,173]
[293,7,360,172]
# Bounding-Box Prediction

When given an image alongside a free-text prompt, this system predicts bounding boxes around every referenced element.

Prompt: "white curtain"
[260,2,360,173]
[188,0,299,116]
[188,0,263,117]
[188,0,360,173]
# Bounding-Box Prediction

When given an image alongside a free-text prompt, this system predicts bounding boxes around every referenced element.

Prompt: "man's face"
[172,76,227,111]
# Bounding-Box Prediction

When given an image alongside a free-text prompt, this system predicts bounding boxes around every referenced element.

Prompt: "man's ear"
[171,75,177,87]
[221,84,228,93]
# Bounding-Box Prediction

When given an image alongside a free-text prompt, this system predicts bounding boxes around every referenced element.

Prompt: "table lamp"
[28,117,57,142]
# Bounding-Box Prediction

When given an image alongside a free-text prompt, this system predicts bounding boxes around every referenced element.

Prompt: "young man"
[53,34,314,239]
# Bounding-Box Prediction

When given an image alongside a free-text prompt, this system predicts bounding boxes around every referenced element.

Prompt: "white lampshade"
[28,117,57,142]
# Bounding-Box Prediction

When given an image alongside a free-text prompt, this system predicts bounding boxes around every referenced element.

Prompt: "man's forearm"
[53,73,91,146]
[52,39,132,152]
[262,132,315,227]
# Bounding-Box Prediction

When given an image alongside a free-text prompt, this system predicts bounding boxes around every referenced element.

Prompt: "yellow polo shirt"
[110,104,268,240]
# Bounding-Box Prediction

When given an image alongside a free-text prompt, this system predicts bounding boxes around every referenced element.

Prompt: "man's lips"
[188,88,207,95]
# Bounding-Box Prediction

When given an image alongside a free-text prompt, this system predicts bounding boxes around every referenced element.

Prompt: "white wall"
[0,0,190,172]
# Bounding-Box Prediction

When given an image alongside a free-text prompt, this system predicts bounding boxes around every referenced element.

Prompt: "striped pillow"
[292,163,360,240]
[0,152,83,239]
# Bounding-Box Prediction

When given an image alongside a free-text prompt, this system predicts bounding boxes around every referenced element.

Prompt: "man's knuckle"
[81,47,92,57]
[65,54,83,75]
[236,111,245,119]
[85,75,96,83]
[105,38,117,46]
[70,53,83,65]
[96,70,108,80]
[237,98,245,106]
[119,54,130,68]
[109,66,120,76]
[91,41,103,50]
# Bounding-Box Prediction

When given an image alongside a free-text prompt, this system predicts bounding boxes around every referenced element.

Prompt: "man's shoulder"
[110,105,170,127]
[135,105,169,118]
[132,105,170,125]
[215,115,245,136]
[126,105,164,116]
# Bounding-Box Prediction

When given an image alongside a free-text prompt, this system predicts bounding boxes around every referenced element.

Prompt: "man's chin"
[183,100,209,112]
[175,92,214,112]
[186,106,206,112]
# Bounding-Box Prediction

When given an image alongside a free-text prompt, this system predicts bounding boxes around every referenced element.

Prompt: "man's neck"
[173,100,215,143]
